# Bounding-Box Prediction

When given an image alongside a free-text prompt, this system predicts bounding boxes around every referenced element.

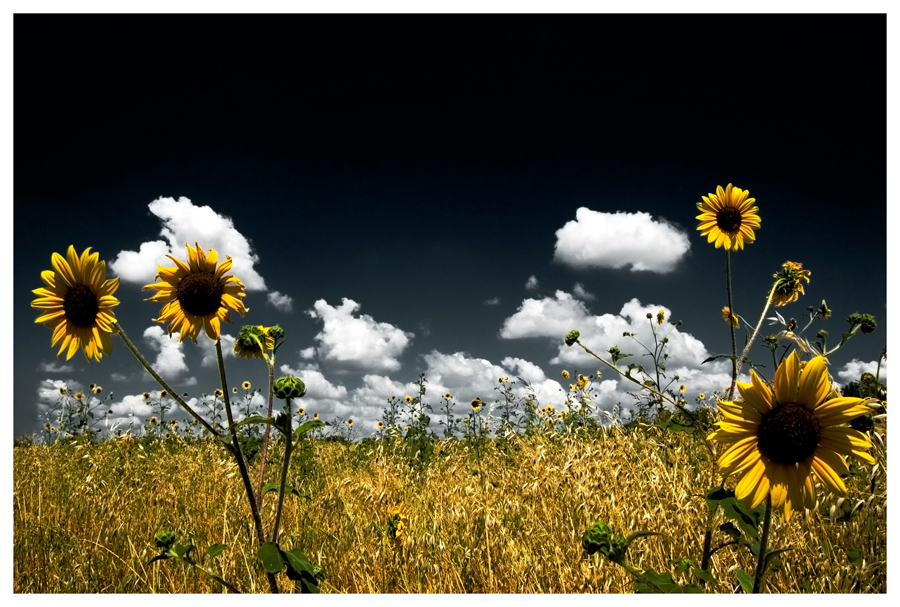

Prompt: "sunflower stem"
[271,397,292,545]
[112,323,220,438]
[725,250,738,401]
[214,340,279,594]
[734,283,779,381]
[254,358,276,510]
[752,493,773,594]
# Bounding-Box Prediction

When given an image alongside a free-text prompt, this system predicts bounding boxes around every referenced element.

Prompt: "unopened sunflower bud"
[565,330,580,346]
[272,375,306,400]
[581,521,613,556]
[266,324,285,340]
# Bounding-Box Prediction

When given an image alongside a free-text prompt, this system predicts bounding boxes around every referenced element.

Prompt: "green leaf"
[233,415,286,436]
[691,567,716,585]
[721,497,760,539]
[671,557,691,574]
[257,542,284,574]
[171,543,193,560]
[261,483,301,497]
[719,522,741,539]
[635,568,703,593]
[293,419,326,440]
[705,486,733,511]
[846,548,863,565]
[206,543,227,558]
[665,421,695,434]
[733,568,754,594]
[701,354,737,365]
[283,548,315,576]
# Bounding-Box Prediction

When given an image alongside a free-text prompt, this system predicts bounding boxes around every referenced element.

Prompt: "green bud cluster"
[154,530,177,550]
[847,313,877,335]
[272,375,306,400]
[565,330,580,347]
[267,324,285,340]
[581,521,628,562]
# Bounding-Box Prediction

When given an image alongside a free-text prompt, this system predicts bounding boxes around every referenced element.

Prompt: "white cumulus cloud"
[836,359,888,386]
[499,290,591,340]
[553,208,690,273]
[572,283,595,301]
[525,275,539,290]
[306,298,413,373]
[143,326,188,377]
[36,361,75,373]
[109,196,267,290]
[267,291,294,312]
[200,333,236,368]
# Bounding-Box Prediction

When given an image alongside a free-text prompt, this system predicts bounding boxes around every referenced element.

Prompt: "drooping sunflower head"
[817,300,831,320]
[771,261,811,307]
[234,325,274,361]
[722,306,740,328]
[709,351,875,520]
[32,246,120,361]
[143,243,247,344]
[695,184,761,250]
[656,309,665,325]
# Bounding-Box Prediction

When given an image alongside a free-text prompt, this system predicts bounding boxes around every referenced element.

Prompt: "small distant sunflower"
[58,386,68,396]
[170,420,178,427]
[347,419,353,427]
[214,389,223,398]
[471,398,482,411]
[656,309,665,325]
[142,242,247,343]
[405,395,413,404]
[313,413,319,420]
[388,504,407,540]
[544,405,555,415]
[680,385,687,393]
[405,425,411,433]
[771,261,811,308]
[32,246,120,362]
[709,352,875,520]
[74,392,84,402]
[159,390,168,399]
[722,306,740,328]
[142,392,151,401]
[444,393,452,401]
[93,386,102,395]
[149,416,158,426]
[699,393,706,400]
[242,381,251,390]
[695,183,761,250]
[232,387,238,394]
[562,370,570,379]
[297,408,305,416]
[576,374,589,389]
[817,300,831,320]
[377,421,385,429]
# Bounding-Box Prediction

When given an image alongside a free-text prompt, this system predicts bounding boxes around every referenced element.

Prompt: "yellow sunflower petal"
[51,251,77,287]
[774,351,800,403]
[797,356,831,409]
[811,451,848,496]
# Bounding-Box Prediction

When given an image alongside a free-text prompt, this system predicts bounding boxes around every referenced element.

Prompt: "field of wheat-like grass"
[13,423,887,594]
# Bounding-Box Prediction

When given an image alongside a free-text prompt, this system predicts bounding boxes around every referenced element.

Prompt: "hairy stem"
[255,360,276,510]
[725,250,737,401]
[752,493,773,594]
[271,398,292,544]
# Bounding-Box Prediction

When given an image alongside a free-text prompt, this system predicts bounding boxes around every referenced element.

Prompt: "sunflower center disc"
[63,284,100,327]
[757,402,821,464]
[716,207,744,233]
[177,272,224,317]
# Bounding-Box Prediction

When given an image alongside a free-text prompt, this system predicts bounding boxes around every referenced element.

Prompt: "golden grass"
[13,424,886,593]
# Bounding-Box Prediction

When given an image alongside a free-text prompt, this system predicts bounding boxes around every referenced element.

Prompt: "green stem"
[734,283,779,383]
[271,397,292,544]
[113,323,220,438]
[255,360,276,510]
[725,250,738,401]
[752,493,773,594]
[215,340,279,594]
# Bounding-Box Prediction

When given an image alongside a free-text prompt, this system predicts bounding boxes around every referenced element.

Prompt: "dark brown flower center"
[177,271,223,317]
[757,402,821,464]
[63,284,100,327]
[716,207,744,233]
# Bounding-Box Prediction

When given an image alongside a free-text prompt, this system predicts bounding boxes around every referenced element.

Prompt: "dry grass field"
[13,423,887,593]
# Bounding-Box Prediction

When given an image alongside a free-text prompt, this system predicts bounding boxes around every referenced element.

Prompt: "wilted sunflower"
[771,261,811,307]
[709,352,875,520]
[234,325,274,360]
[143,242,247,343]
[656,309,665,325]
[32,246,120,362]
[722,306,740,328]
[695,184,761,250]
[817,300,831,320]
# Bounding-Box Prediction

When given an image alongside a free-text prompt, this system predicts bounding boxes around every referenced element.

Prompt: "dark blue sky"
[14,14,887,438]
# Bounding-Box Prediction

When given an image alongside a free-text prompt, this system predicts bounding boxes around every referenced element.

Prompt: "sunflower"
[142,392,151,401]
[234,325,274,360]
[313,413,319,420]
[93,386,103,395]
[680,385,687,393]
[699,393,706,400]
[232,387,238,394]
[149,416,158,426]
[347,419,353,427]
[444,393,452,401]
[544,405,555,415]
[405,395,413,404]
[74,392,84,402]
[709,352,874,520]
[214,389,223,398]
[377,421,385,429]
[562,370,570,379]
[471,398,482,411]
[771,261,811,307]
[695,184,761,250]
[722,306,740,328]
[143,242,247,343]
[32,246,120,362]
[817,300,831,320]
[656,309,665,325]
[242,381,251,390]
[298,408,305,416]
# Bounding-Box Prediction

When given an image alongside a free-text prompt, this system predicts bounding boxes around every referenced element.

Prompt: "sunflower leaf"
[691,567,716,585]
[206,543,227,558]
[733,568,755,594]
[704,486,734,512]
[257,542,284,574]
[846,548,863,565]
[293,419,326,440]
[720,497,760,539]
[701,354,737,365]
[635,568,703,593]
